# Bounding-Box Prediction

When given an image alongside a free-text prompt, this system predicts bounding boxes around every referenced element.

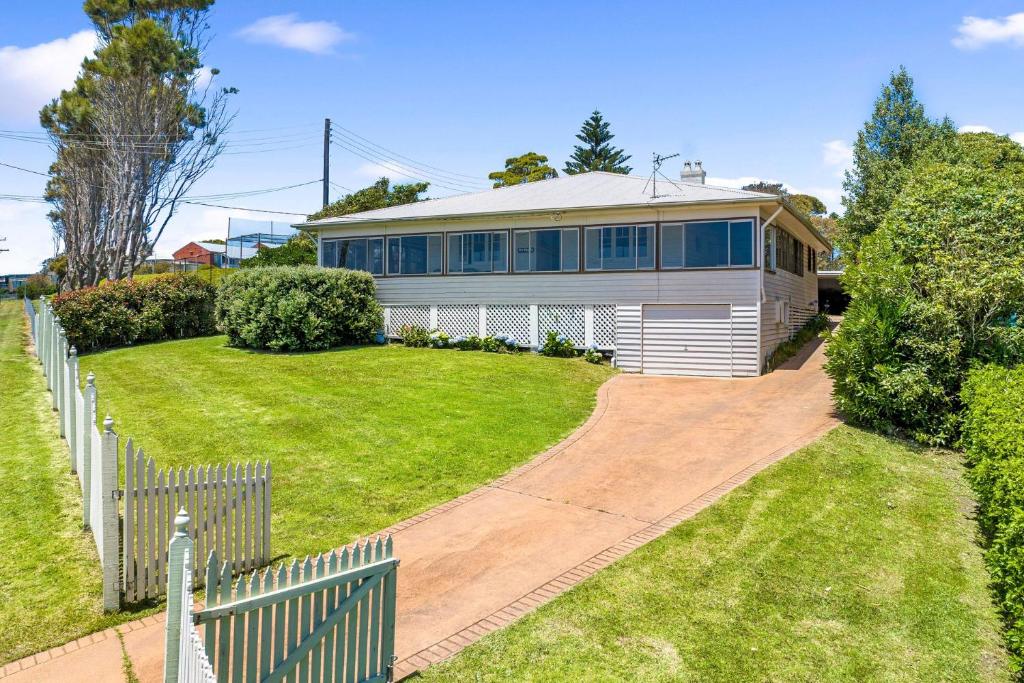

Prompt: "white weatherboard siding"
[761,267,819,362]
[375,269,759,305]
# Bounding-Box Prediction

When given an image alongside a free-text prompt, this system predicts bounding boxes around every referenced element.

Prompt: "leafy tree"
[789,194,827,216]
[308,178,429,221]
[825,133,1024,444]
[241,232,317,268]
[741,181,786,196]
[488,152,558,188]
[42,0,233,289]
[841,67,956,251]
[563,111,632,175]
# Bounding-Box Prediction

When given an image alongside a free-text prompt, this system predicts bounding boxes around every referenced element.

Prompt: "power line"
[330,130,485,189]
[330,122,485,182]
[179,200,307,215]
[330,137,480,194]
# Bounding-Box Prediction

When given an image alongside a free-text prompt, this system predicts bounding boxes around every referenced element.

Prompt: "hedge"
[51,274,216,352]
[961,364,1024,668]
[215,266,382,351]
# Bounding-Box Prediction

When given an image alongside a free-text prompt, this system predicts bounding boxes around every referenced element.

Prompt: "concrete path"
[1,337,836,682]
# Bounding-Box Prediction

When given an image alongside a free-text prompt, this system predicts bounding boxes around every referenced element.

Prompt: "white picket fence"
[124,440,271,603]
[26,296,272,608]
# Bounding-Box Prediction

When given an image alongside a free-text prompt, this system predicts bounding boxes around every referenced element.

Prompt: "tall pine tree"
[563,111,632,175]
[841,67,955,251]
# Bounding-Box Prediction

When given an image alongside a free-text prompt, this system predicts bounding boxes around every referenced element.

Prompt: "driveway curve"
[389,336,837,677]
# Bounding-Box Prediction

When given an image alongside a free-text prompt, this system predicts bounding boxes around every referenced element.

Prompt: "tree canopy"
[840,66,956,251]
[241,231,317,268]
[308,177,429,221]
[563,111,632,175]
[488,152,558,188]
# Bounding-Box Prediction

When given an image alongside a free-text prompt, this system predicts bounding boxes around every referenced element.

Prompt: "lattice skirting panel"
[485,305,531,343]
[437,304,479,337]
[384,303,616,349]
[539,305,586,347]
[593,304,616,348]
[386,305,430,336]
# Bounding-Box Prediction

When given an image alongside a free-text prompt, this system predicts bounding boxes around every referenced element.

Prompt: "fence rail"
[25,296,273,608]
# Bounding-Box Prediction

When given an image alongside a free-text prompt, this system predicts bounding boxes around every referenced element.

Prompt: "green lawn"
[420,426,1009,683]
[79,335,614,558]
[0,301,156,664]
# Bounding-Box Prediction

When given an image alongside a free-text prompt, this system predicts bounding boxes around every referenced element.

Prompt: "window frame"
[659,219,756,270]
[320,236,385,275]
[583,224,657,272]
[512,227,581,274]
[385,233,444,277]
[446,229,510,275]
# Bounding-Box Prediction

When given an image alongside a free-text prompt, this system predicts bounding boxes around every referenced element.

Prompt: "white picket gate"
[25,296,273,608]
[124,441,271,602]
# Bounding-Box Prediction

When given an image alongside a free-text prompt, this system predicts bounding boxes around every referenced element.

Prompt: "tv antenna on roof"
[643,152,681,198]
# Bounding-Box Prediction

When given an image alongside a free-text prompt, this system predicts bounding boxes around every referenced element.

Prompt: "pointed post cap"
[86,371,95,386]
[69,346,77,357]
[174,508,190,536]
[103,415,113,432]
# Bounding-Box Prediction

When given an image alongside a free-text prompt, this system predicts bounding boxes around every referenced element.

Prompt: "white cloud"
[1011,132,1024,146]
[953,12,1024,50]
[355,161,422,182]
[237,14,354,55]
[195,66,214,89]
[822,139,853,170]
[0,30,96,120]
[959,124,995,134]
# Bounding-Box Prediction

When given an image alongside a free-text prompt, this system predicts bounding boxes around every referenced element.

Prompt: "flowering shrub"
[541,331,576,357]
[52,274,216,352]
[216,266,382,351]
[430,330,451,348]
[399,324,432,347]
[452,335,483,351]
[583,345,603,364]
[481,334,519,353]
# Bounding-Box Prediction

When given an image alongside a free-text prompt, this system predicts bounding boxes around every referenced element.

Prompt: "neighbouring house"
[297,166,830,377]
[173,241,229,267]
[1,273,34,293]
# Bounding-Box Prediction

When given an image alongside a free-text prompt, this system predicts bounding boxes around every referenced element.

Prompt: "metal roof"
[298,171,776,227]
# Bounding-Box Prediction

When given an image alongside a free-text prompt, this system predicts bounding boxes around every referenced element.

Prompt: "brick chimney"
[680,160,706,184]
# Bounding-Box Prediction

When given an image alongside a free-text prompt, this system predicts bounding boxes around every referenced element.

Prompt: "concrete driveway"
[2,337,836,682]
[389,336,837,676]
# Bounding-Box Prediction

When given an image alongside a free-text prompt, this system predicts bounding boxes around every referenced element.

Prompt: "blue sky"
[1,1,1022,272]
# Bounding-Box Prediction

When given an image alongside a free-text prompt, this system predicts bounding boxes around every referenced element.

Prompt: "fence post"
[164,508,193,683]
[68,347,78,473]
[101,416,121,611]
[83,372,96,529]
[51,318,61,409]
[56,328,66,436]
[41,303,51,381]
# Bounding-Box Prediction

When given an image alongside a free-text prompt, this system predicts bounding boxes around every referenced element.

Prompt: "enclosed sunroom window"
[661,220,755,269]
[513,228,579,272]
[321,237,384,275]
[386,234,443,275]
[448,231,509,273]
[584,225,655,271]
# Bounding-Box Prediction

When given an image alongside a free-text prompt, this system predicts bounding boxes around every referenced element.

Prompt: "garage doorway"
[641,304,734,377]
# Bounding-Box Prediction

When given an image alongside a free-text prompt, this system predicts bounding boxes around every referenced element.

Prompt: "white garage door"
[641,304,734,377]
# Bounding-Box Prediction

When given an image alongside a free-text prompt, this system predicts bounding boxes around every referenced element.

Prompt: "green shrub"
[825,156,1024,444]
[16,274,56,300]
[216,266,382,351]
[51,274,216,352]
[481,334,518,353]
[961,364,1024,669]
[540,331,576,358]
[452,334,483,351]
[583,345,603,364]
[400,324,432,348]
[429,330,451,348]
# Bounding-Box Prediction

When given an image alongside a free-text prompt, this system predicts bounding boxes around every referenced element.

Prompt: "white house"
[297,167,829,377]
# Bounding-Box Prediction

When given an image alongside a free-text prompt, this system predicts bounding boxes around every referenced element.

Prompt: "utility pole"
[323,118,331,208]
